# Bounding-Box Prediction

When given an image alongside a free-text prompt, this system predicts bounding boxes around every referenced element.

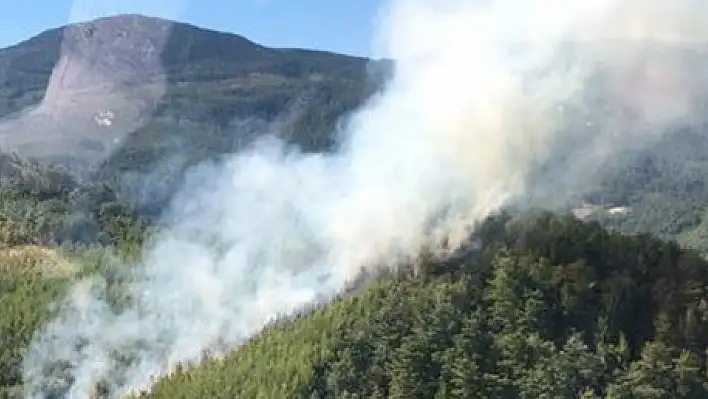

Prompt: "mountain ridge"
[0,14,384,213]
[0,13,375,144]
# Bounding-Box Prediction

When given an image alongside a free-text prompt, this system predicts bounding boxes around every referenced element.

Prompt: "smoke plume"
[22,0,708,397]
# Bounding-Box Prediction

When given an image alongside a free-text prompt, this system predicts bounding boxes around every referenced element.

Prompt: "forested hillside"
[4,167,708,398]
[141,212,708,398]
[579,129,708,251]
[3,155,708,397]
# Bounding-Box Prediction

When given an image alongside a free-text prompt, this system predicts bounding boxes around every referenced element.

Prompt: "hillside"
[132,212,708,398]
[3,191,708,397]
[2,14,708,238]
[569,129,708,250]
[3,12,708,399]
[2,16,708,235]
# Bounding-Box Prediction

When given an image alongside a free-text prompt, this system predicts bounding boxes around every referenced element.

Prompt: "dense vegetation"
[4,150,708,397]
[0,152,147,248]
[95,72,373,215]
[0,154,146,398]
[580,129,708,251]
[141,212,708,398]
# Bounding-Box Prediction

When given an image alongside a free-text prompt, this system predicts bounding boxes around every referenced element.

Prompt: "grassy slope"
[0,244,134,397]
[0,155,145,396]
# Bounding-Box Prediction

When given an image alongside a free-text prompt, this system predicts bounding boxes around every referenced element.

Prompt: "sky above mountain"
[0,0,379,56]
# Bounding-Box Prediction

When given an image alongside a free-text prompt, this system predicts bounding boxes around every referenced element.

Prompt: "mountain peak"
[64,13,262,53]
[0,11,372,168]
[74,13,175,26]
[38,13,273,94]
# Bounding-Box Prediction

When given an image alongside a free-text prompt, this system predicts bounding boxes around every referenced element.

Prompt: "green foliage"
[0,243,132,393]
[578,129,708,249]
[0,154,148,395]
[2,154,708,397]
[137,297,362,398]
[0,153,149,247]
[0,250,68,388]
[95,74,374,216]
[142,213,708,398]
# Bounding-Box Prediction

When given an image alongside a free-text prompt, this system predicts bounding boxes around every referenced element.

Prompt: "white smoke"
[21,0,708,397]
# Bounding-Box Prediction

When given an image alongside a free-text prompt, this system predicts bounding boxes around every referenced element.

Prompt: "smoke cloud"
[21,0,708,397]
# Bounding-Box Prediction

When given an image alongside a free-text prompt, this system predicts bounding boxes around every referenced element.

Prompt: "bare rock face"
[0,12,367,173]
[46,14,171,95]
[0,15,176,164]
[40,14,173,118]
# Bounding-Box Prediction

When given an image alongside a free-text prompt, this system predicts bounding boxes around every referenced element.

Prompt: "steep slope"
[138,213,708,398]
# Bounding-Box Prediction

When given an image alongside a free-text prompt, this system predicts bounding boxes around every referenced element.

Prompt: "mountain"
[0,14,384,213]
[3,14,708,234]
[2,15,708,399]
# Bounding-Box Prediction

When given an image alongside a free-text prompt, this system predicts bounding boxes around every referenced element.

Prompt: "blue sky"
[0,0,380,56]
